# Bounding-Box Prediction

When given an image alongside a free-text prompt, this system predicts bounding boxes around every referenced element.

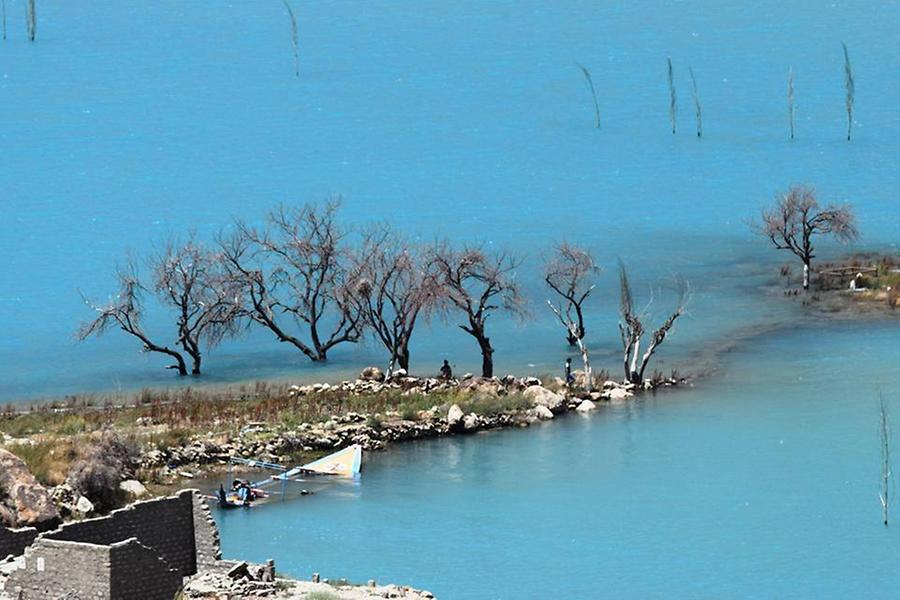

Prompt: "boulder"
[360,366,385,382]
[0,449,60,529]
[607,387,633,401]
[462,413,479,432]
[74,495,94,516]
[532,405,554,420]
[446,404,464,427]
[462,377,503,396]
[576,400,597,413]
[119,479,148,498]
[523,385,565,413]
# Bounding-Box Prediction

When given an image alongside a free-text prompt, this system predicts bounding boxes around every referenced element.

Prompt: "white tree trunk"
[803,262,810,289]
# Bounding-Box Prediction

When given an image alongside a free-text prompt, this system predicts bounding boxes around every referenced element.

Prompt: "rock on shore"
[0,449,60,529]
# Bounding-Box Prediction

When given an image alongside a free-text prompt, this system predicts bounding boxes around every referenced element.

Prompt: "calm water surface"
[217,322,900,599]
[2,1,900,597]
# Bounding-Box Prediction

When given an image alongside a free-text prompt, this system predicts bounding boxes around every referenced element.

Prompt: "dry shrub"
[67,434,138,512]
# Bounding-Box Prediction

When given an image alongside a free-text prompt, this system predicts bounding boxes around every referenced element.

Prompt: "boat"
[211,445,363,508]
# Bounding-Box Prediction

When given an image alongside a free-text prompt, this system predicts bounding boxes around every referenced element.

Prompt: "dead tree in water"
[576,62,601,129]
[430,244,528,378]
[78,240,243,377]
[842,42,855,141]
[543,243,599,346]
[151,236,244,375]
[667,57,677,134]
[25,0,35,41]
[754,185,858,290]
[689,67,702,138]
[617,264,688,385]
[218,200,363,362]
[547,300,592,392]
[2,0,7,42]
[348,226,440,376]
[282,0,300,77]
[787,67,795,141]
[78,265,190,375]
[879,394,892,526]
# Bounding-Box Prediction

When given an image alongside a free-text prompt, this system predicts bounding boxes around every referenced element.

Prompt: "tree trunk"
[396,344,410,372]
[802,260,810,290]
[171,353,188,376]
[478,336,494,378]
[191,354,202,375]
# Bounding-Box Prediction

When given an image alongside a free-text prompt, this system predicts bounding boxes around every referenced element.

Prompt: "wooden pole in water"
[667,57,677,134]
[282,0,300,78]
[2,0,7,42]
[879,393,892,526]
[842,42,854,141]
[26,0,35,42]
[576,62,601,129]
[689,67,702,138]
[787,67,795,141]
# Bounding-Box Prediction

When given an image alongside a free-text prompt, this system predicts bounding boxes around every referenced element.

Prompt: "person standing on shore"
[440,360,453,380]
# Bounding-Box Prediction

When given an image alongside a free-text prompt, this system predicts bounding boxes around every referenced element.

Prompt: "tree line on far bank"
[77,200,689,387]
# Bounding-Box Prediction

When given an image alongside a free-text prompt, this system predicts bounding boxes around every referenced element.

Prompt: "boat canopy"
[279,444,362,479]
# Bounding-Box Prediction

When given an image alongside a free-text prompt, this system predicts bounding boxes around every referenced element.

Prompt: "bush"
[67,435,138,512]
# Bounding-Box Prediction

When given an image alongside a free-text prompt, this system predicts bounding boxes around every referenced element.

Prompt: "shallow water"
[3,0,899,400]
[4,1,900,597]
[217,321,900,599]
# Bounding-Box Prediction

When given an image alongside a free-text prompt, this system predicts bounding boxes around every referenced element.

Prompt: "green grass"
[5,439,78,486]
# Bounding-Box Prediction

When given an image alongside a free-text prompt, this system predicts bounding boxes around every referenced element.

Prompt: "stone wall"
[1,490,223,600]
[109,538,183,600]
[191,490,222,569]
[5,538,112,599]
[0,526,37,561]
[45,489,198,577]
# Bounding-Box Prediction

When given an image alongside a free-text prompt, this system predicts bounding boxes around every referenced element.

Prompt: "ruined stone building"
[0,490,221,600]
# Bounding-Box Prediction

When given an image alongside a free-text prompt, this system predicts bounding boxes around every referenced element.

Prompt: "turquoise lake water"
[3,1,900,597]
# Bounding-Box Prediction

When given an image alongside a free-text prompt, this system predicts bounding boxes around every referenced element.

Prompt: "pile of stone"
[184,566,437,599]
[137,369,686,480]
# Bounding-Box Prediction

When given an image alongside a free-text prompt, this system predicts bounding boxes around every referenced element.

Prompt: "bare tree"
[755,185,858,290]
[25,0,34,41]
[543,243,599,345]
[689,67,702,138]
[78,265,189,375]
[667,57,677,134]
[576,62,600,129]
[842,42,854,141]
[348,225,440,376]
[218,200,363,362]
[152,236,243,374]
[880,393,892,526]
[281,0,299,78]
[430,244,528,378]
[547,300,592,392]
[788,67,795,141]
[618,264,688,385]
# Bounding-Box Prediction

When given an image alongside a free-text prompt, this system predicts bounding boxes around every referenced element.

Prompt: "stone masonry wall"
[191,491,222,569]
[109,538,183,600]
[4,538,112,599]
[0,526,37,561]
[2,490,224,600]
[45,489,197,577]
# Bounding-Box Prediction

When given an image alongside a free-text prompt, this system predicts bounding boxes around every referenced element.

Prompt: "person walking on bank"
[440,359,453,380]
